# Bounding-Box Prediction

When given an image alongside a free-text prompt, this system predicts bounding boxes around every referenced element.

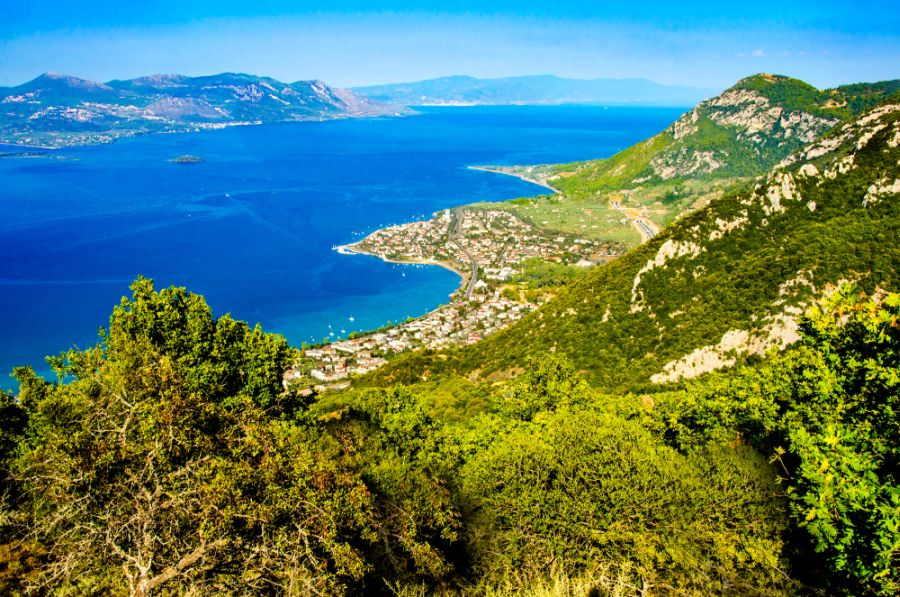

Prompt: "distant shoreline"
[467,165,561,194]
[0,142,59,151]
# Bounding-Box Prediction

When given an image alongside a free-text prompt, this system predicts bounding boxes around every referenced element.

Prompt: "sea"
[0,105,684,387]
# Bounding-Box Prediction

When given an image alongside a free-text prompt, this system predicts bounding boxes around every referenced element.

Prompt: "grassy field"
[471,195,640,247]
[470,175,746,251]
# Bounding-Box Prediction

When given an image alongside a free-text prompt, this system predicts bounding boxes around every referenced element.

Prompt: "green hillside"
[483,75,900,249]
[553,74,900,193]
[367,99,900,391]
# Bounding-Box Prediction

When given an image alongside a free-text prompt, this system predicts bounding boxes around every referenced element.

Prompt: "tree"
[5,278,465,595]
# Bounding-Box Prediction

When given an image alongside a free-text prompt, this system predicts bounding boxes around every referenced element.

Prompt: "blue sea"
[0,105,684,387]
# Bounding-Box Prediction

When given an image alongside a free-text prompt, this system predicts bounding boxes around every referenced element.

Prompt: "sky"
[1,1,898,89]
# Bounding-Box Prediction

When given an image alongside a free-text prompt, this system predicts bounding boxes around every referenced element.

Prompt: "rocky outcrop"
[649,77,841,181]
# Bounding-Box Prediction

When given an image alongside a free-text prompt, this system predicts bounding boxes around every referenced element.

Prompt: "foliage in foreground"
[0,278,460,595]
[650,287,900,596]
[0,280,897,595]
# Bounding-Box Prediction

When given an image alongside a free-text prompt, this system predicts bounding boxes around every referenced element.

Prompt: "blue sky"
[1,1,898,89]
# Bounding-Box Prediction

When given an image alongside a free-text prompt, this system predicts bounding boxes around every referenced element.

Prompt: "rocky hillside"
[551,74,900,193]
[0,72,407,147]
[366,97,900,391]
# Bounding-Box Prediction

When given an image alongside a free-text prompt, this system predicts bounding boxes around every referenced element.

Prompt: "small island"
[168,154,205,164]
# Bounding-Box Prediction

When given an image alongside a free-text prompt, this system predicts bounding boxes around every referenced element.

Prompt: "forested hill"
[0,72,406,147]
[367,97,900,392]
[479,74,900,255]
[549,74,900,195]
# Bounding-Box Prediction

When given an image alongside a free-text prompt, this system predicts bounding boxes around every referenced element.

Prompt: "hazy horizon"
[1,70,726,91]
[1,1,898,89]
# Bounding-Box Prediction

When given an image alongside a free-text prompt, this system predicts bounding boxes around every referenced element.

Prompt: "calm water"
[0,105,684,386]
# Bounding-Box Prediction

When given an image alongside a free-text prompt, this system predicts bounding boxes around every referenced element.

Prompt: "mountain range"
[353,74,717,106]
[0,72,406,147]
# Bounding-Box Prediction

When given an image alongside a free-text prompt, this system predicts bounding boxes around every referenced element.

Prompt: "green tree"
[655,286,900,595]
[4,279,459,595]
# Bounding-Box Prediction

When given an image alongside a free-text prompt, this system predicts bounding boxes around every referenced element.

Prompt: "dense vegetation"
[2,280,897,594]
[650,287,900,595]
[1,279,462,594]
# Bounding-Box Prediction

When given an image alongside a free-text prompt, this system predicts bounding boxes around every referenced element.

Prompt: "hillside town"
[284,290,534,393]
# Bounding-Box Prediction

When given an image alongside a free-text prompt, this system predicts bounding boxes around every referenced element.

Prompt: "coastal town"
[284,202,617,392]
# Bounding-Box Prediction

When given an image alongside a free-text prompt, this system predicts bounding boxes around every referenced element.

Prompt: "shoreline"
[467,165,561,195]
[0,142,60,151]
[334,161,560,301]
[0,111,416,150]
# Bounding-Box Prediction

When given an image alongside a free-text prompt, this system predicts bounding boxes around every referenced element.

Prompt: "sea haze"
[0,105,684,386]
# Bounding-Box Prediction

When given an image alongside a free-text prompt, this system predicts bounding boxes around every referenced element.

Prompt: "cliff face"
[649,78,841,180]
[0,72,408,146]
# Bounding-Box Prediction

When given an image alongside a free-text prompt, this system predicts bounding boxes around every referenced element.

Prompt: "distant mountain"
[0,72,408,147]
[353,75,717,106]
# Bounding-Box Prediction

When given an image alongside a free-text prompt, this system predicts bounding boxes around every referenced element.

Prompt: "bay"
[0,105,684,387]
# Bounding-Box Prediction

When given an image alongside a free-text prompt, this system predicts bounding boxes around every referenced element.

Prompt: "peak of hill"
[0,72,408,147]
[353,74,716,106]
[367,97,900,392]
[15,72,118,98]
[30,72,113,89]
[550,74,900,194]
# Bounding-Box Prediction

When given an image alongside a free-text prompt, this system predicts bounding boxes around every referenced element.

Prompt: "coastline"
[333,162,567,302]
[467,165,561,195]
[0,112,415,150]
[0,142,60,151]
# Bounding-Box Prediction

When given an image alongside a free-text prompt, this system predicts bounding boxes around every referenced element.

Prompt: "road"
[611,200,657,242]
[634,219,656,239]
[451,207,480,299]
